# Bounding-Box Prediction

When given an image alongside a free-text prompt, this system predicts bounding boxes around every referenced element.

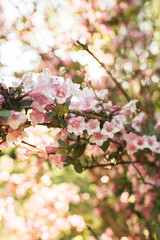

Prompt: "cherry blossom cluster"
[0,68,160,165]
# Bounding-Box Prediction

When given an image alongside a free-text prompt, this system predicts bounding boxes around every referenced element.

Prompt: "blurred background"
[0,0,160,239]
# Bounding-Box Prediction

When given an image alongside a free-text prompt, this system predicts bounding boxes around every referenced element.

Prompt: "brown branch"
[116,135,159,189]
[22,141,37,149]
[126,151,158,189]
[84,161,133,169]
[69,110,107,121]
[87,225,99,240]
[87,80,109,117]
[76,41,130,102]
[24,121,61,129]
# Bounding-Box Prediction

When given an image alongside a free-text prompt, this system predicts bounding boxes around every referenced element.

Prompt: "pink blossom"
[101,121,119,138]
[145,135,159,152]
[155,143,160,154]
[6,128,27,144]
[133,136,148,150]
[79,87,96,111]
[123,132,137,142]
[103,101,113,114]
[67,215,85,232]
[95,89,108,102]
[120,99,138,116]
[7,111,27,130]
[85,119,100,135]
[89,132,108,146]
[126,143,138,155]
[154,118,160,130]
[66,78,80,97]
[112,114,126,130]
[30,109,47,125]
[0,94,5,107]
[131,112,146,132]
[49,154,66,169]
[52,83,72,104]
[30,68,60,98]
[20,72,35,93]
[100,228,114,240]
[123,133,138,154]
[67,116,86,136]
[30,93,53,112]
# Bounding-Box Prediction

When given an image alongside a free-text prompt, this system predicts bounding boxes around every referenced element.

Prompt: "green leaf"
[58,139,67,146]
[0,109,11,122]
[65,100,71,107]
[124,5,140,18]
[141,148,152,155]
[69,133,77,140]
[101,139,110,152]
[74,162,83,173]
[53,104,69,118]
[16,87,22,96]
[156,224,160,240]
[7,97,19,110]
[18,100,33,110]
[57,146,68,155]
[46,111,57,118]
[68,143,77,153]
[141,124,149,134]
[54,98,57,105]
[72,143,87,158]
[50,120,60,126]
[62,119,68,128]
[64,157,75,167]
[46,158,52,169]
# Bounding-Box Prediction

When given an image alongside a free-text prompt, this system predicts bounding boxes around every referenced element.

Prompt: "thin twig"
[22,141,37,149]
[87,80,109,118]
[126,151,157,188]
[69,110,107,121]
[87,225,99,240]
[8,0,24,16]
[76,41,130,102]
[84,161,133,169]
[117,135,158,189]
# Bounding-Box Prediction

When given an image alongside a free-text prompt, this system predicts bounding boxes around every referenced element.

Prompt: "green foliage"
[124,5,140,18]
[72,144,87,158]
[46,110,57,118]
[0,109,11,122]
[156,224,160,240]
[65,100,71,107]
[53,104,69,118]
[74,162,83,173]
[64,157,75,166]
[17,100,33,111]
[58,139,67,146]
[101,139,110,152]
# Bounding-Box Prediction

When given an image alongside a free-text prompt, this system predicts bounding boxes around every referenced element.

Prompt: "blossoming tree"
[0,0,160,239]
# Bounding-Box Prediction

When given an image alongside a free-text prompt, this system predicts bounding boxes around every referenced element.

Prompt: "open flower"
[101,121,119,138]
[85,119,100,135]
[89,131,108,146]
[7,111,27,130]
[67,116,86,136]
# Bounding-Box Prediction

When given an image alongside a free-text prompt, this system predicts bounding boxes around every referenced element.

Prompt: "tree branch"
[126,151,158,188]
[84,160,133,169]
[69,110,107,121]
[87,225,99,240]
[116,135,159,189]
[76,41,130,102]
